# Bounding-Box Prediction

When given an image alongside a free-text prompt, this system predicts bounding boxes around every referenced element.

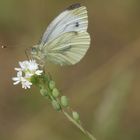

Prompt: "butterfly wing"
[43,31,90,65]
[40,4,88,45]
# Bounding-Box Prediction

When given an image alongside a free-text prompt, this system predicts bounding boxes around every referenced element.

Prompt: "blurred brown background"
[0,0,140,140]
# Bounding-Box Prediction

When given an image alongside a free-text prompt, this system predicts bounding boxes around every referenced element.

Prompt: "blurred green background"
[0,0,140,140]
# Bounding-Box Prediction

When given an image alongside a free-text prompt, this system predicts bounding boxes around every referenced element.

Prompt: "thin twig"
[62,110,96,140]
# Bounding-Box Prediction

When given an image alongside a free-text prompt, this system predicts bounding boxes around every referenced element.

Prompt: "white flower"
[21,80,32,89]
[12,60,43,89]
[19,60,37,71]
[28,60,39,71]
[12,71,24,85]
[19,61,29,71]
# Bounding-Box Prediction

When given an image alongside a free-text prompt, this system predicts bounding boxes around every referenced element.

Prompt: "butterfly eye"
[31,47,37,54]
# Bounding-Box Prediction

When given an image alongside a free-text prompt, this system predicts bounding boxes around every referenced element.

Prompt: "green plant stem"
[40,73,96,140]
[62,110,96,140]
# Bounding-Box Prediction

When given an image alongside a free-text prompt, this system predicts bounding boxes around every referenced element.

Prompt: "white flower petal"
[17,71,22,77]
[15,68,22,71]
[13,80,20,85]
[25,72,33,78]
[12,77,19,81]
[21,80,32,89]
[35,70,43,75]
[28,60,38,71]
[19,61,29,70]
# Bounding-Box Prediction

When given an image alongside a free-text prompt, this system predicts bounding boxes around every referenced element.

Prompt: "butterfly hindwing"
[43,31,90,65]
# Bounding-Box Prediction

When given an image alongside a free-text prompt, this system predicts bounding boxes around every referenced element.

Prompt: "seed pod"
[52,100,61,111]
[49,80,55,90]
[40,88,48,96]
[60,96,69,107]
[72,111,80,121]
[52,88,59,98]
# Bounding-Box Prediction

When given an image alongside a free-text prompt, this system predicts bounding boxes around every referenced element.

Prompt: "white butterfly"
[30,3,91,66]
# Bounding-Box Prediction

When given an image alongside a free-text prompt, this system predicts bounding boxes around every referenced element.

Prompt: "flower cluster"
[12,60,43,89]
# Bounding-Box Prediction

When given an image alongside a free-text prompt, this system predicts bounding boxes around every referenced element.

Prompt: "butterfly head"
[31,46,38,55]
[29,45,44,62]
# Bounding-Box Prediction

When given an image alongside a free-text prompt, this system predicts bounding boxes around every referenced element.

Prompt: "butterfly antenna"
[25,48,30,60]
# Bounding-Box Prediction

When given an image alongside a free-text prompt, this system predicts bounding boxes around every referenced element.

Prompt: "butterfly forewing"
[40,5,88,45]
